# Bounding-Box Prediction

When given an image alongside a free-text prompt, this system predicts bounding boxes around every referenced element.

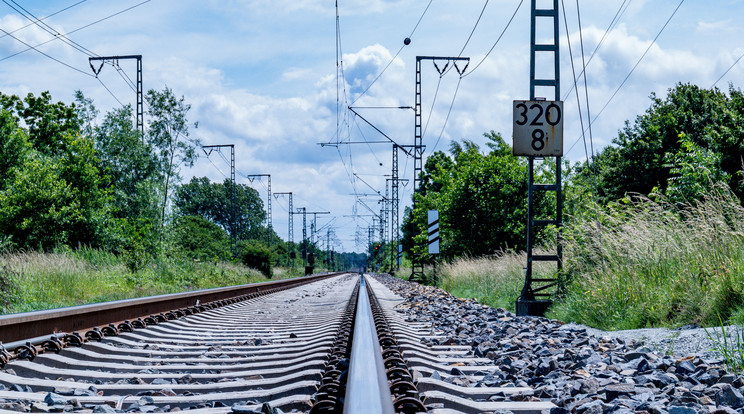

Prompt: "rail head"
[344,275,395,414]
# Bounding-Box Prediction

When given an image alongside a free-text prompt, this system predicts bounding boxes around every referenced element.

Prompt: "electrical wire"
[568,0,685,154]
[349,0,433,105]
[96,77,125,106]
[3,0,98,56]
[0,0,86,40]
[204,154,228,179]
[561,0,589,163]
[562,0,632,101]
[462,0,524,78]
[0,26,93,76]
[0,0,151,63]
[458,0,489,57]
[421,75,443,140]
[712,49,744,88]
[430,76,462,153]
[576,0,596,173]
[352,117,384,167]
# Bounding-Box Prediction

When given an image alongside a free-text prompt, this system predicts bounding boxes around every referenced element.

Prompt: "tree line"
[0,88,368,275]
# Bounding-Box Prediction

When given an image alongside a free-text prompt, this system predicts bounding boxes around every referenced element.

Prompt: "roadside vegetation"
[0,88,365,314]
[0,248,272,314]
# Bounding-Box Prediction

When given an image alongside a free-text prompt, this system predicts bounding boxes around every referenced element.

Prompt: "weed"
[705,317,744,373]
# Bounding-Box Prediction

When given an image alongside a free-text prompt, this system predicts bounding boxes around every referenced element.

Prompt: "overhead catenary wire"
[0,0,151,111]
[0,0,151,63]
[0,0,86,40]
[458,0,489,57]
[566,0,685,156]
[430,76,462,154]
[462,0,524,78]
[575,0,597,178]
[560,0,590,167]
[349,0,433,105]
[0,26,94,77]
[2,0,99,57]
[562,0,632,101]
[712,49,744,88]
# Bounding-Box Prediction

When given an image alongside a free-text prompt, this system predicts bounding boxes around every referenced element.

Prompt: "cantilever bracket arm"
[347,107,412,157]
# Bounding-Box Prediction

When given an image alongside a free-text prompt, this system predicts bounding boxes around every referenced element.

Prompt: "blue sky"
[1,0,743,252]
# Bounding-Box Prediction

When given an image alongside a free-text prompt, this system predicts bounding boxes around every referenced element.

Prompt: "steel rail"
[0,273,342,345]
[344,275,395,414]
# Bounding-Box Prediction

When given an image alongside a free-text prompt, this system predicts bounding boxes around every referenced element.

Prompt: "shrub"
[240,242,273,278]
[171,215,231,262]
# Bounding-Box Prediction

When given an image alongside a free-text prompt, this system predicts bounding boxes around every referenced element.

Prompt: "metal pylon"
[391,144,400,270]
[275,191,293,262]
[410,56,469,282]
[202,144,237,257]
[245,174,272,245]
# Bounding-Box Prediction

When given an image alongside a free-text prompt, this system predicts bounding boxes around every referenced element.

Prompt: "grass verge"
[438,252,526,310]
[0,247,290,314]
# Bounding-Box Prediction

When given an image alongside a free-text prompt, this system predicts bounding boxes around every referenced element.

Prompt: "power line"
[2,0,98,57]
[0,0,86,40]
[96,77,125,107]
[576,0,596,168]
[458,0,489,57]
[567,0,685,156]
[0,26,93,77]
[0,0,151,63]
[712,49,744,88]
[562,0,632,101]
[430,76,462,153]
[462,0,524,78]
[349,0,433,105]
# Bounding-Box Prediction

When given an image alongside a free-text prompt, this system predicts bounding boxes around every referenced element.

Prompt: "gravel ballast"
[372,273,744,414]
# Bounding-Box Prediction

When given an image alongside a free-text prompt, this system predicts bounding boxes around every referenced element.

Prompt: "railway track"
[0,273,555,413]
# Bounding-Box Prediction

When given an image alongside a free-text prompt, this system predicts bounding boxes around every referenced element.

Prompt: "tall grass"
[0,247,276,314]
[438,252,527,309]
[550,185,744,330]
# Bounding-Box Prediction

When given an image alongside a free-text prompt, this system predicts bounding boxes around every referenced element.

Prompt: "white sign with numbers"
[512,100,563,156]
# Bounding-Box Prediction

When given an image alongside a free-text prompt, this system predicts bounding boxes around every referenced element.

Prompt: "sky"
[0,0,743,253]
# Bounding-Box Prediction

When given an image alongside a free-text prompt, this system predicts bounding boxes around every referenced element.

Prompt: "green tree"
[240,241,274,277]
[585,83,744,202]
[171,215,231,261]
[0,133,112,250]
[174,177,266,241]
[402,132,535,260]
[146,87,200,230]
[14,91,82,156]
[95,104,161,222]
[662,134,729,204]
[0,109,30,189]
